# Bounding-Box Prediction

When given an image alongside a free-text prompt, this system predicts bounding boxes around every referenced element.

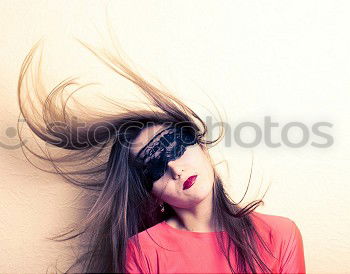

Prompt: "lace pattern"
[135,125,198,186]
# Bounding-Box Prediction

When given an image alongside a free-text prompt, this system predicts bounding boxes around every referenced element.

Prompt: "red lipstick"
[183,175,197,190]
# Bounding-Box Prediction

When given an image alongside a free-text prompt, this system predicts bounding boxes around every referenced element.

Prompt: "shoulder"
[250,211,306,272]
[250,211,299,236]
[249,211,303,251]
[127,221,167,248]
[250,211,294,225]
[125,222,168,273]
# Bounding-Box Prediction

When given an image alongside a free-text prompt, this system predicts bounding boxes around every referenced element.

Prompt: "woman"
[17,37,305,273]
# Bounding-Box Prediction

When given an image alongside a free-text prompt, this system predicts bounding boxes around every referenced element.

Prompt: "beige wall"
[1,0,349,273]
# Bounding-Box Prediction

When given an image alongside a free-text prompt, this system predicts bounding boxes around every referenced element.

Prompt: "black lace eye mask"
[134,125,198,191]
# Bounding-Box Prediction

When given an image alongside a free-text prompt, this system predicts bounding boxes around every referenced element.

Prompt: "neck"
[167,188,217,232]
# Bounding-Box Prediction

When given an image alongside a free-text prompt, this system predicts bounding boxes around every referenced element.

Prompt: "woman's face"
[131,124,215,209]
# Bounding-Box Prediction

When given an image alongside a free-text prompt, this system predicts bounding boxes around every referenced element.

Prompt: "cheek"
[150,179,169,198]
[198,155,214,181]
[150,181,161,197]
[194,151,211,169]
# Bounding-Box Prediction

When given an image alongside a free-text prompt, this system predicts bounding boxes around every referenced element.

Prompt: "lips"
[183,175,197,190]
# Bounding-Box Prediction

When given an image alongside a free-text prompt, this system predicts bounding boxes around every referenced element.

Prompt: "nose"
[167,159,184,179]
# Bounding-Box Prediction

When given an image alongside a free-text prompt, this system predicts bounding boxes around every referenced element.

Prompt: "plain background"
[1,1,349,273]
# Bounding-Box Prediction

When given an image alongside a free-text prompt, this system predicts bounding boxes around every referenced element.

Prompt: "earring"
[160,203,165,213]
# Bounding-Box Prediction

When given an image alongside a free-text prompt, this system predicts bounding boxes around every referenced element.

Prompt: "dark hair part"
[17,34,274,273]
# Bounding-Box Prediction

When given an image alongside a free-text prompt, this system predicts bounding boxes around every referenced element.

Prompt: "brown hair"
[17,34,274,273]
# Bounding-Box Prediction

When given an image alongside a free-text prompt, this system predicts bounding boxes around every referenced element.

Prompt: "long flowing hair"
[17,34,274,273]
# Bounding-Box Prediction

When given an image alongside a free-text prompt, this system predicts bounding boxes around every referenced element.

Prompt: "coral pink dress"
[125,212,306,273]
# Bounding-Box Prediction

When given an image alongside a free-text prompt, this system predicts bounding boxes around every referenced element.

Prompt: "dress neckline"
[161,220,226,237]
